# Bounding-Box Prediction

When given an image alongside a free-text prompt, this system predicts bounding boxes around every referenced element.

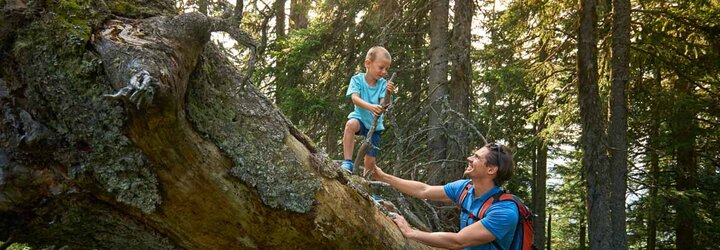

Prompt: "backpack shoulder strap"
[458,182,482,220]
[478,190,505,219]
[457,182,474,206]
[498,194,533,221]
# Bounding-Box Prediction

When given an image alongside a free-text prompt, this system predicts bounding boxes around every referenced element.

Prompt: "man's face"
[365,57,391,80]
[464,147,496,178]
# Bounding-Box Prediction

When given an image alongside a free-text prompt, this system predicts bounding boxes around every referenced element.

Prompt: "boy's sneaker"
[340,160,353,173]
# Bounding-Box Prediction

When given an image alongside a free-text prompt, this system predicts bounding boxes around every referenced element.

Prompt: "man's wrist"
[405,228,418,240]
[375,171,389,182]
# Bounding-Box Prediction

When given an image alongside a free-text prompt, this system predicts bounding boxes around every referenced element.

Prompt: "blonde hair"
[365,46,392,62]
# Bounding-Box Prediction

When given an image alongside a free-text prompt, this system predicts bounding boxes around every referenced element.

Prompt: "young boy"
[340,46,396,174]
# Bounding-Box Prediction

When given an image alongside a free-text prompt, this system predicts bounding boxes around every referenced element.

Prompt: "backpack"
[457,182,537,250]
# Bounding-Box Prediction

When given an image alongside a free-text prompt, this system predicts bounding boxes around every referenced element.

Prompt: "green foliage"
[0,242,31,250]
[232,0,720,245]
[106,0,176,17]
[548,149,587,249]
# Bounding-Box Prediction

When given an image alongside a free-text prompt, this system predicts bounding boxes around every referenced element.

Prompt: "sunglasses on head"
[488,143,504,168]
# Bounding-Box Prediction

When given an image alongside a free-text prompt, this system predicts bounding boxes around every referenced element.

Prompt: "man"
[370,143,519,250]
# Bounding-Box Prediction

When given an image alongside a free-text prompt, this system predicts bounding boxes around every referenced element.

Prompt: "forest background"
[1,0,718,249]
[207,0,719,249]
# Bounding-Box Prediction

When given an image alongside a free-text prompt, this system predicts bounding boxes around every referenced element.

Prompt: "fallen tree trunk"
[0,0,430,249]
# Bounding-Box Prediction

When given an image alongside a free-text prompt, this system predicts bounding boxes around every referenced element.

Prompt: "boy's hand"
[387,81,396,94]
[370,104,384,116]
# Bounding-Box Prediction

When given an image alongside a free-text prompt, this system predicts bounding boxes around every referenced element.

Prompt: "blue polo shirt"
[345,73,388,131]
[444,179,519,250]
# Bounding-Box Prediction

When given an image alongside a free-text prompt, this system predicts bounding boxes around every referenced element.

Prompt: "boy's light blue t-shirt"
[345,73,388,131]
[444,179,520,250]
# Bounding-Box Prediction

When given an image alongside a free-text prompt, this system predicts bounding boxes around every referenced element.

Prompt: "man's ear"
[486,165,498,175]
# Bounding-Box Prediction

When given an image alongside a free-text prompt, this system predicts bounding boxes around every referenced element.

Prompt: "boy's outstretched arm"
[373,166,451,203]
[351,93,384,116]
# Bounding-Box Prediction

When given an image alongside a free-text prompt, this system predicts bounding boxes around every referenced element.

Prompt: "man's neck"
[364,73,377,86]
[471,178,496,199]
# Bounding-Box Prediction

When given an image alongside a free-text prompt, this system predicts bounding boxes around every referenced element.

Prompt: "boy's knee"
[344,119,360,132]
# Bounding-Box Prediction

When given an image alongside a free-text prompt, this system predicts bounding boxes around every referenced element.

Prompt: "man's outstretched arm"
[392,214,496,249]
[373,167,451,203]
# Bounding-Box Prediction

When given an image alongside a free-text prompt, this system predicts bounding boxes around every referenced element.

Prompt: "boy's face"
[365,57,391,80]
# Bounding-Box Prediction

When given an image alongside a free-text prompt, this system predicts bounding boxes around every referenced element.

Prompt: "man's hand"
[387,81,396,94]
[369,104,384,116]
[371,165,387,181]
[392,214,414,238]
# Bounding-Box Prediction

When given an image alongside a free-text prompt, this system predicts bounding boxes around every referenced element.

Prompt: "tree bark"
[647,64,661,250]
[609,0,630,247]
[533,41,549,250]
[546,211,551,250]
[447,0,473,183]
[0,2,430,249]
[670,78,697,249]
[579,212,587,250]
[289,0,309,30]
[533,117,548,250]
[577,0,613,249]
[428,0,449,184]
[274,0,286,39]
[325,117,339,157]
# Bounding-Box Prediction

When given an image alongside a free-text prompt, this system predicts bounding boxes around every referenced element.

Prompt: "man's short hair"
[483,143,514,186]
[366,46,392,62]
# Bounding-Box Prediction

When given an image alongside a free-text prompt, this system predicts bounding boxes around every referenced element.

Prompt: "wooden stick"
[353,73,397,175]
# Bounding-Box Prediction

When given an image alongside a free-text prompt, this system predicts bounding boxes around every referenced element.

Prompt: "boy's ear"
[364,58,372,68]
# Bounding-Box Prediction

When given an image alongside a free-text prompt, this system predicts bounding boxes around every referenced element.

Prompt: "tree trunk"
[533,118,548,250]
[0,2,430,249]
[274,0,286,38]
[546,212,551,250]
[608,0,630,247]
[447,0,473,183]
[325,117,339,157]
[647,64,661,250]
[577,0,613,249]
[579,213,587,250]
[428,0,449,184]
[290,0,309,30]
[670,78,697,249]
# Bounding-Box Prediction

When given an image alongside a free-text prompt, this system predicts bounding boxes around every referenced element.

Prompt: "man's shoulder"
[442,179,472,203]
[446,179,472,189]
[486,197,520,220]
[490,199,519,211]
[444,179,472,194]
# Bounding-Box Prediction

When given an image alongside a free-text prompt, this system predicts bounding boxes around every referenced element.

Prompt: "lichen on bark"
[187,45,321,213]
[9,0,162,213]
